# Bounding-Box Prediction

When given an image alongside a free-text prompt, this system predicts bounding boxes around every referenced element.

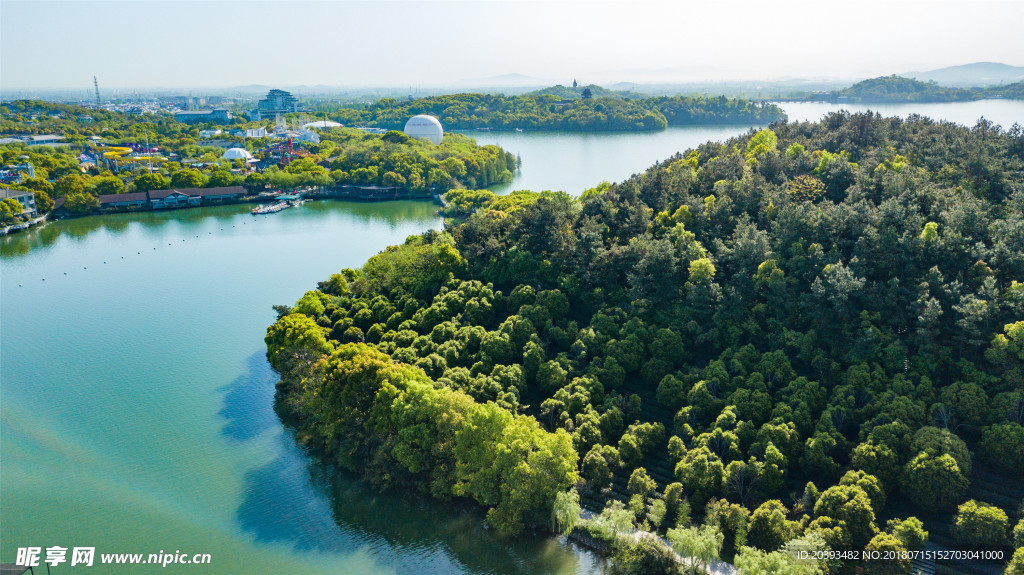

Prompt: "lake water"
[474,98,1024,195]
[0,202,603,574]
[472,125,761,195]
[3,98,1023,573]
[777,98,1024,128]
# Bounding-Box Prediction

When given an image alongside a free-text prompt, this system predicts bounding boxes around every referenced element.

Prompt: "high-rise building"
[252,89,299,120]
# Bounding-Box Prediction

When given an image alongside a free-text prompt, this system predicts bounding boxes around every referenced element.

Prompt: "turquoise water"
[1,201,602,574]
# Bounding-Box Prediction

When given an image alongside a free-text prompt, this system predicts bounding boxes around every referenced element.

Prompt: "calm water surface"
[474,99,1024,195]
[1,201,603,574]
[776,98,1024,128]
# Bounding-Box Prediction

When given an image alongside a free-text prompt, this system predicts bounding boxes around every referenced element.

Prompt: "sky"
[2,0,1023,92]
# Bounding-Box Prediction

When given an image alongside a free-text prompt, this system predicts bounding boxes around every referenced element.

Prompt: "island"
[791,75,1024,103]
[314,87,787,132]
[266,111,1024,573]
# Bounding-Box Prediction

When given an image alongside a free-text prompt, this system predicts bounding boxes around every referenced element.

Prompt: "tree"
[902,452,969,511]
[52,174,87,197]
[786,175,825,202]
[813,485,878,548]
[839,470,886,515]
[582,444,614,489]
[92,175,125,195]
[954,499,1009,548]
[674,446,724,506]
[979,423,1024,474]
[1007,548,1024,575]
[133,172,169,193]
[170,168,206,189]
[745,128,778,160]
[863,532,912,575]
[747,500,794,552]
[610,538,681,575]
[591,499,635,541]
[206,170,236,187]
[0,198,21,223]
[887,517,928,551]
[64,191,100,215]
[735,538,822,575]
[667,524,723,575]
[850,441,899,488]
[244,171,267,191]
[551,487,582,536]
[628,467,657,497]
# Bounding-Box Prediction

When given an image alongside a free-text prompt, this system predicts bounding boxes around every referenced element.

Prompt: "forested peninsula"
[315,90,786,132]
[796,76,1024,103]
[267,113,1024,574]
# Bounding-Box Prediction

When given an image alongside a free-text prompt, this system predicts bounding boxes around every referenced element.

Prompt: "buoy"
[121,256,124,259]
[64,272,67,275]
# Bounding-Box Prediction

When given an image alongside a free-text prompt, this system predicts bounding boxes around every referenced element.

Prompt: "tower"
[93,76,100,105]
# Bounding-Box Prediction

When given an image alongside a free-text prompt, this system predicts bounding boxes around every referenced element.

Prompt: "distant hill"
[803,75,1024,103]
[527,84,649,100]
[906,62,1024,87]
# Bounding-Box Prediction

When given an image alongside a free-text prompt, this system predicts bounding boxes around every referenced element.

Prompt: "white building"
[2,189,38,217]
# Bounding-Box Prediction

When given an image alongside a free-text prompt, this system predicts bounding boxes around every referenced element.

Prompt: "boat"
[251,196,305,215]
[251,201,287,215]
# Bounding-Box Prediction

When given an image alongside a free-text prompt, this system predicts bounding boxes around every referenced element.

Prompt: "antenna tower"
[93,76,101,105]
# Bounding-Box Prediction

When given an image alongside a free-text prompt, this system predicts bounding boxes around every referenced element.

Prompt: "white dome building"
[303,120,343,130]
[403,115,443,145]
[221,147,253,160]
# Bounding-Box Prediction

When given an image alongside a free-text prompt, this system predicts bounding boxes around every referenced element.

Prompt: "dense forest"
[0,101,518,215]
[801,76,1024,103]
[309,91,786,132]
[267,112,1024,574]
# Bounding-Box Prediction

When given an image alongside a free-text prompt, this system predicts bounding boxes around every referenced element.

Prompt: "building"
[174,109,232,124]
[27,135,62,145]
[244,127,268,138]
[251,89,299,120]
[98,191,149,209]
[1,189,38,217]
[97,186,247,211]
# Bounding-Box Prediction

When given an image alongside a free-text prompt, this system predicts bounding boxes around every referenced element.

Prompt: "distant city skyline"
[2,0,1023,93]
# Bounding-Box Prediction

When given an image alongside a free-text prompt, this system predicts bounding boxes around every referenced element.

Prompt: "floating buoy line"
[19,214,267,285]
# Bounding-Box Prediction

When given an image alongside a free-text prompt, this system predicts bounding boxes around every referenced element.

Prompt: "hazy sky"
[2,0,1023,91]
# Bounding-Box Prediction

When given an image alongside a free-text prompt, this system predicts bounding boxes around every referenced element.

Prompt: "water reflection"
[218,352,279,442]
[221,354,596,574]
[237,433,595,574]
[1,199,441,263]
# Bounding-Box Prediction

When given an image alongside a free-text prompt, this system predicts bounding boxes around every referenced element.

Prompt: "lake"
[473,98,1024,195]
[0,202,603,573]
[3,98,1023,573]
